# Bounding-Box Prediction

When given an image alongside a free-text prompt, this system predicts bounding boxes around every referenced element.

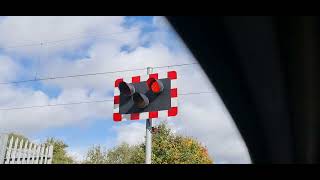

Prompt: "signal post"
[113,67,178,164]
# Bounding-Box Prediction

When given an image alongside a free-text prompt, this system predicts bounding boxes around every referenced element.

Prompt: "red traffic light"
[133,92,149,108]
[147,78,164,94]
[119,81,135,96]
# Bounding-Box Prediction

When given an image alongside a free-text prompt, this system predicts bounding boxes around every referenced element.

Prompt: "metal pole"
[145,67,153,164]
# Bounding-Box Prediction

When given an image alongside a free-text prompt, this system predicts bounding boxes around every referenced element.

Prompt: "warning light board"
[113,71,178,121]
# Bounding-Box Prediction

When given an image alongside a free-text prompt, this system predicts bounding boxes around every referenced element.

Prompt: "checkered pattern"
[113,71,178,122]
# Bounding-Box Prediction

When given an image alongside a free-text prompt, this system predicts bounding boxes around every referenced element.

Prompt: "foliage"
[84,122,213,164]
[150,123,212,164]
[105,143,145,164]
[45,138,74,164]
[83,143,144,164]
[83,145,107,164]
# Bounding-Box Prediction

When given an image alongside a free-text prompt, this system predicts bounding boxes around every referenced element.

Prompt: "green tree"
[83,143,144,164]
[84,122,213,164]
[45,138,74,164]
[149,123,212,164]
[83,145,107,164]
[105,143,144,164]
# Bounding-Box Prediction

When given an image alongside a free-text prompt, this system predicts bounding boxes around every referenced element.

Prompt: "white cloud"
[0,16,251,163]
[0,55,21,82]
[113,122,145,146]
[0,16,140,57]
[67,146,88,163]
[0,85,110,134]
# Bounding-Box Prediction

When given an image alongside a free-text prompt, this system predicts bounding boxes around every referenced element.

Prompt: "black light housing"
[133,92,149,108]
[119,81,135,96]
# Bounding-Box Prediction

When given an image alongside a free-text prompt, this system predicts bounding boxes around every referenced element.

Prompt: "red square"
[115,78,123,87]
[132,76,140,83]
[170,88,178,98]
[131,113,140,120]
[168,107,178,117]
[149,111,158,118]
[149,73,158,79]
[113,113,122,121]
[114,96,120,104]
[167,71,177,80]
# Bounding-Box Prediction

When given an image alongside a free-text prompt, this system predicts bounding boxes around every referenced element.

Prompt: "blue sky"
[31,16,155,152]
[0,16,251,163]
[7,16,157,157]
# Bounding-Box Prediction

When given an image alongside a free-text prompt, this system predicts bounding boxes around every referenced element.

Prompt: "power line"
[0,62,199,85]
[0,29,141,50]
[180,91,215,96]
[0,91,214,111]
[153,62,199,69]
[0,99,113,111]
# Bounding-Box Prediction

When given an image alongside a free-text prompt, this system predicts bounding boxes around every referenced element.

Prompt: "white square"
[114,88,120,96]
[140,74,148,82]
[113,104,119,113]
[123,76,132,83]
[158,110,167,118]
[158,71,166,79]
[139,112,149,120]
[170,79,177,89]
[171,98,178,107]
[122,114,131,120]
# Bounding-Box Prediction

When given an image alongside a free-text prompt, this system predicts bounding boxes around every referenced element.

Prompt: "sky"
[0,16,251,163]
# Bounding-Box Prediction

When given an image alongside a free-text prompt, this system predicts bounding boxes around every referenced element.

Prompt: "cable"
[0,29,141,50]
[180,91,215,96]
[153,62,199,69]
[0,99,113,111]
[0,62,200,85]
[0,91,213,111]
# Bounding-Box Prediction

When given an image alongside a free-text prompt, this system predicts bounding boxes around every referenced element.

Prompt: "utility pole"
[145,67,153,164]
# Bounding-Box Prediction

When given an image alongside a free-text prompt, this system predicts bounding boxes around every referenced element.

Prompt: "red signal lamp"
[119,81,135,96]
[147,78,164,94]
[133,92,149,108]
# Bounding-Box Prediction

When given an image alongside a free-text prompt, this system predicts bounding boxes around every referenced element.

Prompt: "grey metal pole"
[145,67,153,164]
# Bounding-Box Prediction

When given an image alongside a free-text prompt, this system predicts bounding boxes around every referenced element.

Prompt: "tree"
[84,122,213,164]
[83,145,107,164]
[83,143,144,164]
[149,123,213,164]
[105,143,144,164]
[45,138,74,164]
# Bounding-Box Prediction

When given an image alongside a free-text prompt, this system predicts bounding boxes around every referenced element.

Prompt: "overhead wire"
[0,62,200,85]
[0,29,141,50]
[0,28,208,113]
[0,91,214,111]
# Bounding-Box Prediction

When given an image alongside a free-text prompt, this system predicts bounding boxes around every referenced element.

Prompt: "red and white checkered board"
[113,71,178,122]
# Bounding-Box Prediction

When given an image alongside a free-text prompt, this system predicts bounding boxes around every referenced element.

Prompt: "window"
[0,16,251,164]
